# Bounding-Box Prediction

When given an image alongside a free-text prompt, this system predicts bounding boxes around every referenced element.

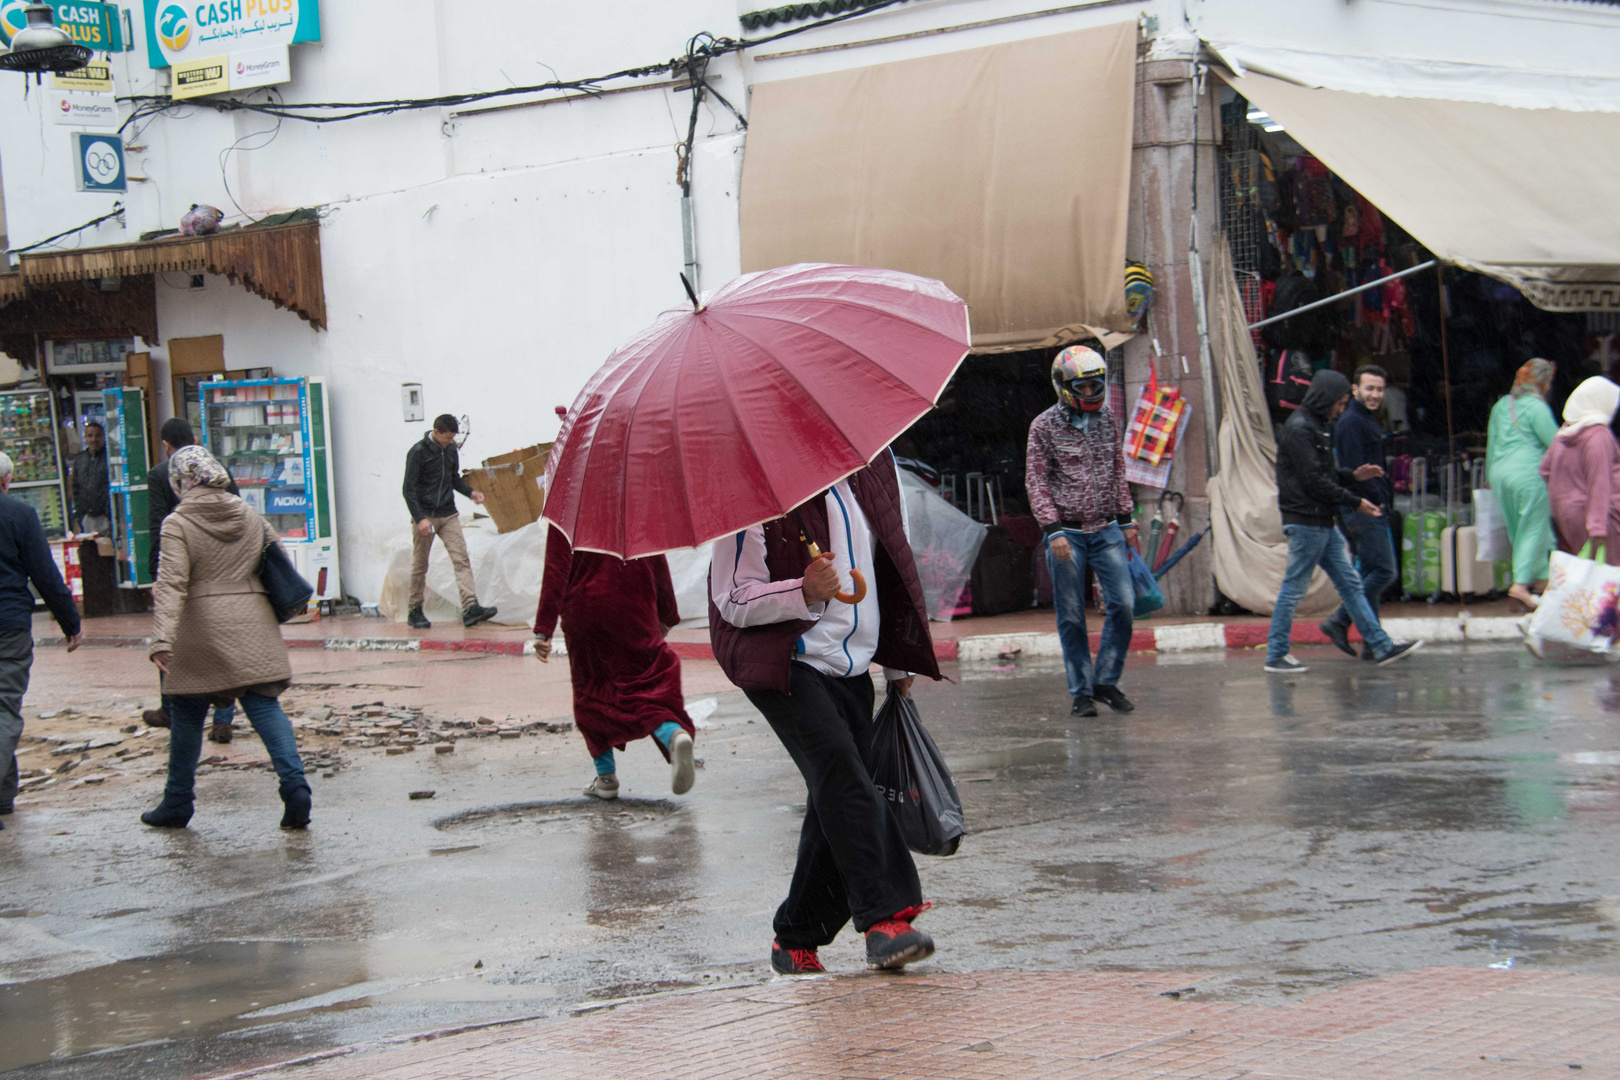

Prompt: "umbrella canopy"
[544,264,971,558]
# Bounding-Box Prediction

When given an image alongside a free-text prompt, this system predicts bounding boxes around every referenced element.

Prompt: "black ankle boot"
[141,793,194,829]
[279,782,312,829]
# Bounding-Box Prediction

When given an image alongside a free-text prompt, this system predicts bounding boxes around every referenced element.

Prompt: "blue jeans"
[162,693,234,726]
[163,692,306,802]
[1328,512,1398,630]
[1046,524,1134,698]
[1268,524,1393,663]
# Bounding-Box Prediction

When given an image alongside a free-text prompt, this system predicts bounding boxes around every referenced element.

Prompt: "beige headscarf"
[1561,376,1620,432]
[169,444,233,496]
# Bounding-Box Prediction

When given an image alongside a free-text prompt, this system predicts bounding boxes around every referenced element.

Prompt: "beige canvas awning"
[740,20,1138,346]
[1223,69,1620,312]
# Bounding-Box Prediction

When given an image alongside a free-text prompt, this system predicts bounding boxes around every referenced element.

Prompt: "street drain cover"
[432,797,681,831]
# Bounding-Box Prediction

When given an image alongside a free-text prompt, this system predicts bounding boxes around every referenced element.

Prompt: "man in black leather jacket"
[401,414,495,629]
[1265,370,1421,674]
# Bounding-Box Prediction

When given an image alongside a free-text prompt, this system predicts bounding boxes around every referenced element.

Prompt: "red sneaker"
[770,940,825,976]
[864,903,935,970]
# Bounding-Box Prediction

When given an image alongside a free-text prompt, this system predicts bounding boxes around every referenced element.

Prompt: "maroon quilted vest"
[708,455,940,694]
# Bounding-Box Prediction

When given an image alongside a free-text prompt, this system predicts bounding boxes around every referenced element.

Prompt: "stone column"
[1123,56,1222,615]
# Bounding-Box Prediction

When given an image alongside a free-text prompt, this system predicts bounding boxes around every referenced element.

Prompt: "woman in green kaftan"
[1485,358,1558,608]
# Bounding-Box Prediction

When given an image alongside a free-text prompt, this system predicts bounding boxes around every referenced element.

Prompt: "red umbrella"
[543,263,971,560]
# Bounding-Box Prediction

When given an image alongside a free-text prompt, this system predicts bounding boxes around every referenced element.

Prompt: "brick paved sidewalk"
[221,967,1618,1080]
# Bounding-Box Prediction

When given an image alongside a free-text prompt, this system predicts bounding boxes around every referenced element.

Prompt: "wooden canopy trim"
[0,273,24,306]
[0,275,159,368]
[18,220,326,330]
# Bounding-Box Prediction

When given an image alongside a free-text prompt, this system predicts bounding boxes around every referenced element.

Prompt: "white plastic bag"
[1473,488,1511,562]
[378,517,547,625]
[1526,550,1620,656]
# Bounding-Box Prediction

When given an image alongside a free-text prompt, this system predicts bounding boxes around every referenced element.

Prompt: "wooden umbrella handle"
[805,541,868,605]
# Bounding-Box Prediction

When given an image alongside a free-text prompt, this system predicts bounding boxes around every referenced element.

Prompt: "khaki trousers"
[410,515,477,610]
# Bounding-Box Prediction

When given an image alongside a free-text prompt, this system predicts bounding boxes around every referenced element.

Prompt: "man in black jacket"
[1321,365,1397,658]
[402,414,495,629]
[0,451,82,830]
[1266,370,1421,674]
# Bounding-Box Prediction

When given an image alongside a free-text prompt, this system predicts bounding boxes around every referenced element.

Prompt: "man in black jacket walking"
[1266,370,1421,674]
[403,414,495,629]
[0,451,82,830]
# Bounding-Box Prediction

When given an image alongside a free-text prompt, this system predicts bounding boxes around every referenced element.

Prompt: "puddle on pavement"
[948,740,1071,773]
[432,797,680,832]
[0,938,519,1073]
[1034,860,1196,893]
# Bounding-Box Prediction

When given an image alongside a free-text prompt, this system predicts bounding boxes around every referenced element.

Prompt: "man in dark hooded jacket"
[1266,370,1422,673]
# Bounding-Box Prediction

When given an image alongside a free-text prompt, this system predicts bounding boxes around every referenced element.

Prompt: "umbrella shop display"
[543,263,972,561]
[1155,525,1210,580]
[1143,490,1174,564]
[1154,491,1185,572]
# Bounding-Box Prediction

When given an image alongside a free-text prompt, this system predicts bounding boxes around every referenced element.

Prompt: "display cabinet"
[103,386,152,587]
[0,389,67,538]
[200,377,340,603]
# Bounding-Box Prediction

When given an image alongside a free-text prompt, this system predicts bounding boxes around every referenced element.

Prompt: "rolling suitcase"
[1401,459,1443,599]
[1439,460,1487,599]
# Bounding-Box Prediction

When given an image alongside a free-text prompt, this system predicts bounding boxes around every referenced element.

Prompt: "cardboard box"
[484,443,548,468]
[464,443,552,533]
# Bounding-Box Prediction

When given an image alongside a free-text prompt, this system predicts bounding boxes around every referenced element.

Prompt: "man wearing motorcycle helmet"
[1026,345,1138,717]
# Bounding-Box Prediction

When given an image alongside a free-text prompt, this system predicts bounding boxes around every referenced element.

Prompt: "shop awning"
[1221,67,1620,312]
[17,217,327,328]
[739,20,1138,346]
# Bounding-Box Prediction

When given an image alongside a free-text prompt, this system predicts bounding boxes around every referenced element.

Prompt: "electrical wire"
[9,203,125,256]
[116,1,907,131]
[218,89,284,223]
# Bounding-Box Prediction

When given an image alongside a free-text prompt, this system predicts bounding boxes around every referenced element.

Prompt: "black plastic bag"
[870,688,965,856]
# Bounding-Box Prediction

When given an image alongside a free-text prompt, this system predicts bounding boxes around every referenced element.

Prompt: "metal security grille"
[1219,96,1263,279]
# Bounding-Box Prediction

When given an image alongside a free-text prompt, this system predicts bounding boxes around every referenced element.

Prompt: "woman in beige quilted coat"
[141,445,311,830]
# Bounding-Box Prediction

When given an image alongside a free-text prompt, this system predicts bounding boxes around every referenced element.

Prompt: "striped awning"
[17,218,326,328]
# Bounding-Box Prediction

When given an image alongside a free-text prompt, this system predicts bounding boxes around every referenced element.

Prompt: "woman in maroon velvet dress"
[533,525,695,799]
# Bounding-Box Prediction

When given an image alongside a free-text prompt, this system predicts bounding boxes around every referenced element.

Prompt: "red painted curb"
[56,620,1383,659]
[420,639,526,655]
[667,641,714,660]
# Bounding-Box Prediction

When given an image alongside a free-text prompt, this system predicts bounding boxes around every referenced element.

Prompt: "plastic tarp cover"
[900,467,988,621]
[379,517,713,627]
[1206,239,1337,616]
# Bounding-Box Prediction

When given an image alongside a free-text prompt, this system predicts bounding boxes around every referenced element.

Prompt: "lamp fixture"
[0,3,91,80]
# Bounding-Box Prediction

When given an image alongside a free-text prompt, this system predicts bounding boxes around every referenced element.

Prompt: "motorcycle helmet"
[1051,345,1108,412]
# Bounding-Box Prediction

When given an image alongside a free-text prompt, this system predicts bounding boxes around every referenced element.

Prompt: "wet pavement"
[3,641,1620,1077]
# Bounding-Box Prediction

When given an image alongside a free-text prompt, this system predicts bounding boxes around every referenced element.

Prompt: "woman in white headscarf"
[1541,376,1620,565]
[140,445,310,830]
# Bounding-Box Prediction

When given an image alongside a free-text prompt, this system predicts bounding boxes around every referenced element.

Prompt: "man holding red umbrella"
[709,452,941,975]
[540,263,971,976]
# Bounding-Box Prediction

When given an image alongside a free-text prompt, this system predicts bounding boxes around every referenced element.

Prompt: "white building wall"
[4,0,1617,601]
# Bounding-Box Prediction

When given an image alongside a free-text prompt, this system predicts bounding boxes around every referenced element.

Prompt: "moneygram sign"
[142,0,318,68]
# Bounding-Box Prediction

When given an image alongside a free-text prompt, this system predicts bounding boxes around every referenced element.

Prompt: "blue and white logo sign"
[142,0,319,69]
[73,132,125,192]
[0,0,30,45]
